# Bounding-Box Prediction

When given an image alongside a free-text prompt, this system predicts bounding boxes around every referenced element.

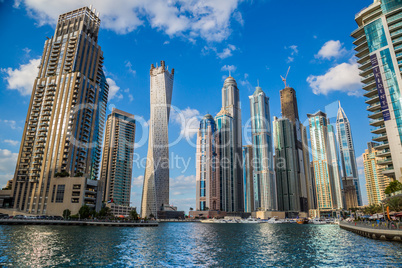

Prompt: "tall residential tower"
[352,0,402,182]
[249,87,276,211]
[221,76,243,212]
[12,7,108,215]
[100,108,136,206]
[195,114,220,211]
[141,61,174,218]
[336,104,362,206]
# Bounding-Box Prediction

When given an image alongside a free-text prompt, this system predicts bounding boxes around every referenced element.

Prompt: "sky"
[0,0,374,212]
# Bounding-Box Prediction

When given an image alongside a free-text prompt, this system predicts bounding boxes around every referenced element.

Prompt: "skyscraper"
[141,61,174,218]
[327,124,344,209]
[100,108,136,206]
[353,0,402,182]
[215,108,237,212]
[308,111,342,211]
[11,7,108,215]
[336,104,362,206]
[273,117,300,216]
[279,86,312,212]
[249,87,276,211]
[364,142,391,205]
[243,145,254,213]
[195,114,220,211]
[221,76,243,212]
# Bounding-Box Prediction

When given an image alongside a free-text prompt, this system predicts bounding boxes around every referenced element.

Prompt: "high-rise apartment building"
[221,76,244,212]
[279,86,313,212]
[308,111,343,211]
[352,0,402,182]
[273,117,300,216]
[141,61,174,218]
[364,142,391,205]
[249,87,276,211]
[243,145,254,213]
[336,104,362,206]
[100,108,136,206]
[327,124,344,209]
[215,109,237,212]
[195,114,220,211]
[11,7,108,215]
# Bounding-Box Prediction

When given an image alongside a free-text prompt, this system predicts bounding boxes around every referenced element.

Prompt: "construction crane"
[280,66,291,88]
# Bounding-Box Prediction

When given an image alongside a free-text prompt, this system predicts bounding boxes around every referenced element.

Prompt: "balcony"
[367,102,381,112]
[373,133,388,142]
[373,141,389,150]
[377,149,391,157]
[377,158,393,165]
[382,167,395,176]
[366,95,380,105]
[361,73,375,84]
[368,109,383,119]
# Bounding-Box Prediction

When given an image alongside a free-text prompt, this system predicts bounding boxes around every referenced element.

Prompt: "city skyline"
[0,0,377,212]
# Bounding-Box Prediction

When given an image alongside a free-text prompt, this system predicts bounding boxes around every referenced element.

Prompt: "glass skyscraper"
[327,124,344,209]
[11,7,108,215]
[249,87,276,211]
[243,145,254,213]
[336,104,362,206]
[353,0,402,182]
[308,112,343,211]
[215,109,237,212]
[100,108,136,206]
[195,114,220,211]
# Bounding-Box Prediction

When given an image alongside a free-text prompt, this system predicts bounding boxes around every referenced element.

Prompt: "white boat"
[312,218,327,225]
[240,217,263,224]
[200,219,215,223]
[267,217,284,224]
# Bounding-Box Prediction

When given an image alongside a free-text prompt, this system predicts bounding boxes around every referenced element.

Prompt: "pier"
[0,219,158,227]
[339,221,402,242]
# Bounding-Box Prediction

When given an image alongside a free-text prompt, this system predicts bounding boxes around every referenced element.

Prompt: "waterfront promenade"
[0,219,158,227]
[339,221,402,242]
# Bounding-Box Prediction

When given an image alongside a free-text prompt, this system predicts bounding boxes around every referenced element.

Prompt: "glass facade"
[381,0,402,14]
[365,19,388,53]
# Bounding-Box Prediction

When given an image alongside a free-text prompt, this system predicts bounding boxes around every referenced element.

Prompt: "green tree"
[384,196,402,212]
[74,172,84,177]
[149,213,155,219]
[189,207,193,211]
[384,180,402,195]
[99,207,112,218]
[63,209,71,219]
[78,205,91,219]
[130,209,139,220]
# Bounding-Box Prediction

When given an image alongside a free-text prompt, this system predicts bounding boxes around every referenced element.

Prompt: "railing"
[342,220,402,230]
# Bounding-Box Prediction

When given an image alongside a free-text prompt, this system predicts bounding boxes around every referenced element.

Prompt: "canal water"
[0,223,401,267]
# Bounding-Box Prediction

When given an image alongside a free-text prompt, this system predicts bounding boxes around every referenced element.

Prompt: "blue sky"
[0,0,374,211]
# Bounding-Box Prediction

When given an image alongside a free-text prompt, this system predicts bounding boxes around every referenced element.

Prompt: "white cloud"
[17,0,244,42]
[0,149,18,188]
[106,78,121,100]
[125,61,136,76]
[170,175,196,192]
[128,94,134,102]
[239,73,253,91]
[315,40,346,60]
[285,45,298,63]
[4,140,19,146]
[1,58,40,96]
[306,59,362,96]
[217,44,236,59]
[132,175,144,187]
[163,41,170,45]
[171,107,201,139]
[0,120,19,130]
[221,64,237,73]
[356,154,364,169]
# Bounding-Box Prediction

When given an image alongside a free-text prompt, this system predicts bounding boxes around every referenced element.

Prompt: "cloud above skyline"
[15,0,244,42]
[1,58,40,96]
[315,40,346,60]
[307,59,362,96]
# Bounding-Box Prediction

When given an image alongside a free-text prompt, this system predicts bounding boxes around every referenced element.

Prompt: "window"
[73,184,81,189]
[71,198,79,203]
[55,185,65,203]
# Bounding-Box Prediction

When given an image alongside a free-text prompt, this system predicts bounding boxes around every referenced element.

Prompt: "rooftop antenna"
[257,79,260,87]
[229,69,231,77]
[280,66,291,88]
